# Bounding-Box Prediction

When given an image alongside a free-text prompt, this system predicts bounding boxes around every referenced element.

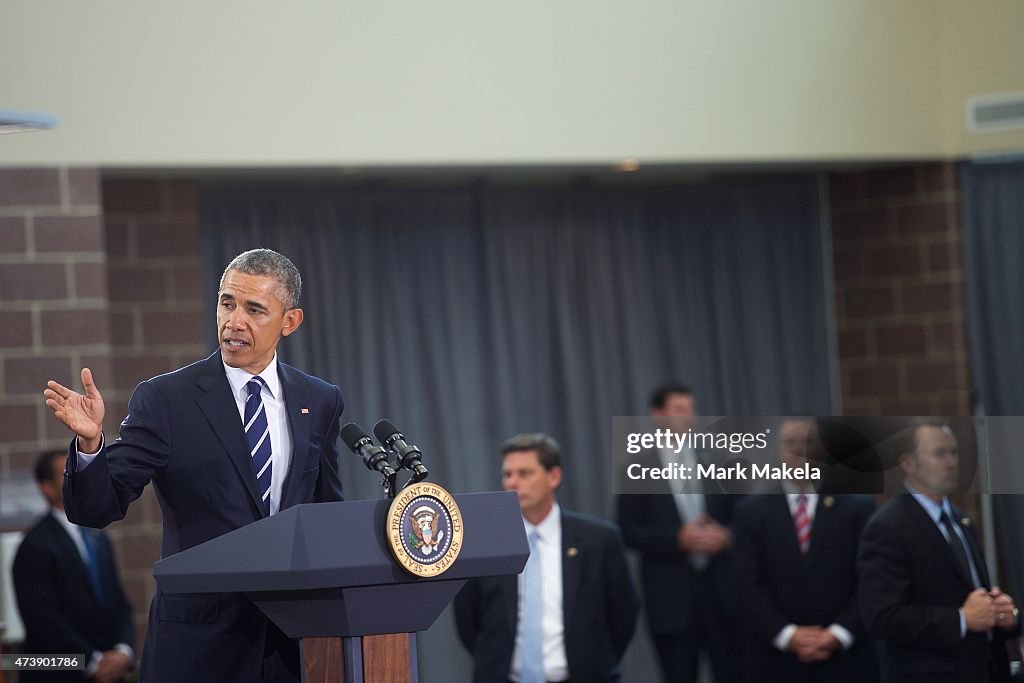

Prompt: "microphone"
[373,419,429,483]
[341,423,397,479]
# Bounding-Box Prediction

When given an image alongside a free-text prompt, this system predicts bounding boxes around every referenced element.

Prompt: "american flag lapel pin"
[301,408,310,414]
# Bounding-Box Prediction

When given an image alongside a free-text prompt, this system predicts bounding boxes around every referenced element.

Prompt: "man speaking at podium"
[43,249,345,683]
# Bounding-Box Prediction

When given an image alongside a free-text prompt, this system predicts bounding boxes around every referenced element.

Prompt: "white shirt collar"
[524,501,561,540]
[222,353,281,400]
[782,481,816,497]
[50,507,84,542]
[904,482,952,524]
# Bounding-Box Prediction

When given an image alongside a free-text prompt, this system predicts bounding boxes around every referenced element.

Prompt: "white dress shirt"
[510,502,569,682]
[51,507,89,563]
[772,484,854,652]
[222,355,292,515]
[78,354,293,515]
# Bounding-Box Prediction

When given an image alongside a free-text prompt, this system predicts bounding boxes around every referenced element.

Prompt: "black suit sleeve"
[602,525,641,657]
[616,494,680,557]
[733,499,791,645]
[453,578,482,654]
[12,534,100,658]
[857,512,961,652]
[314,385,345,503]
[64,380,172,528]
[832,496,874,641]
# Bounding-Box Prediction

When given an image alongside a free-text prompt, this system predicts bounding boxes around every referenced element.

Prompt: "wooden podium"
[154,492,527,683]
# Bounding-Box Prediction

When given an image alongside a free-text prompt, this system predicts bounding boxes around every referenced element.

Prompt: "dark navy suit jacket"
[734,492,878,683]
[858,493,1013,683]
[13,513,135,683]
[453,508,640,682]
[63,351,345,683]
[615,449,742,636]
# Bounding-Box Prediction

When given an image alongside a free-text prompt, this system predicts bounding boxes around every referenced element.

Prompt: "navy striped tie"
[244,377,272,514]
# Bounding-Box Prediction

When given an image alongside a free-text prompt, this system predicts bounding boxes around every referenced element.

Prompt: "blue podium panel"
[154,491,528,638]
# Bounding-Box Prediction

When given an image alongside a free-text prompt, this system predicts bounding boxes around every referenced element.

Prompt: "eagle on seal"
[410,505,444,555]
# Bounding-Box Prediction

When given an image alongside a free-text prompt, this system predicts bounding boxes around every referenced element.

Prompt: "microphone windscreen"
[340,423,370,449]
[373,419,400,444]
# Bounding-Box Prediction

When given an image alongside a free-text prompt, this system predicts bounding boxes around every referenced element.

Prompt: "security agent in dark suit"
[13,450,135,683]
[616,383,741,683]
[454,433,640,683]
[858,418,1018,683]
[733,417,878,683]
[43,249,345,683]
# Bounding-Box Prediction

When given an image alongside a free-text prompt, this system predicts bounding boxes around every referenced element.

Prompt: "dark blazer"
[615,450,742,635]
[734,492,878,683]
[453,508,640,683]
[858,493,1013,683]
[63,351,345,683]
[12,513,135,683]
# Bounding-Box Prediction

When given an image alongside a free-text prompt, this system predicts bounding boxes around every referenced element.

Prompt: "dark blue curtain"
[961,159,1024,603]
[199,174,833,682]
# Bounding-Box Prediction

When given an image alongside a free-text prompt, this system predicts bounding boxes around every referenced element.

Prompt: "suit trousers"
[652,569,740,683]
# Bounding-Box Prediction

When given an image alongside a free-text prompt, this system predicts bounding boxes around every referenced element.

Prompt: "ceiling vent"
[967,91,1024,134]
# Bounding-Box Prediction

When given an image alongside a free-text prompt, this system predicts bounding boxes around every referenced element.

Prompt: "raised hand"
[44,368,105,452]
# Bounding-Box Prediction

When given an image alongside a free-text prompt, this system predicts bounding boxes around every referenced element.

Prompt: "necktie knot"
[246,376,265,398]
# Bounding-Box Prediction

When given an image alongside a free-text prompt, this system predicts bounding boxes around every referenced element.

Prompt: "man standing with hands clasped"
[733,417,877,682]
[858,418,1018,683]
[42,249,345,683]
[616,383,741,683]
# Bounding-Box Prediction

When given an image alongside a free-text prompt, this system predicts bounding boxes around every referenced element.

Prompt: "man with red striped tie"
[733,417,878,683]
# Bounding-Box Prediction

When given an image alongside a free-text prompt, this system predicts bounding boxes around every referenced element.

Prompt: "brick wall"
[0,167,109,478]
[0,170,204,651]
[101,178,205,648]
[829,162,971,416]
[3,164,978,654]
[828,163,977,519]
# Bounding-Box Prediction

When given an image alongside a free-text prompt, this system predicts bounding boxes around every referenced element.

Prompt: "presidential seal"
[386,482,463,577]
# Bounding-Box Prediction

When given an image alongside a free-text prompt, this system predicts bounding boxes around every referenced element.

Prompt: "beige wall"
[1,0,1021,166]
[938,0,1024,157]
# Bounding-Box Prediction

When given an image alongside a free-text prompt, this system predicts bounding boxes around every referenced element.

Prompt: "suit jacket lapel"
[47,516,100,606]
[278,363,313,508]
[641,448,683,525]
[561,511,582,626]
[195,352,265,517]
[802,494,834,572]
[769,493,804,562]
[903,495,973,587]
[954,507,990,588]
